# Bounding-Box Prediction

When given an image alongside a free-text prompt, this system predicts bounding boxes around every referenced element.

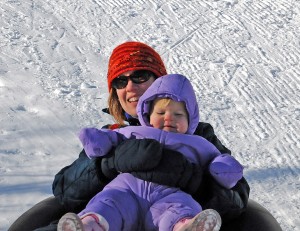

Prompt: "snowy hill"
[1,0,299,230]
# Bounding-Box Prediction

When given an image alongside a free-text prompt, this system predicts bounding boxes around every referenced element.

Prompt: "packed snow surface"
[1,0,299,230]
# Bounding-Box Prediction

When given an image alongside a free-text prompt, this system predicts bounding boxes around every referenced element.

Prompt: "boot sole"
[57,213,84,231]
[184,209,222,231]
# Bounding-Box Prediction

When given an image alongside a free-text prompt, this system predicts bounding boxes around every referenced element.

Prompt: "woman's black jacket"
[52,119,250,222]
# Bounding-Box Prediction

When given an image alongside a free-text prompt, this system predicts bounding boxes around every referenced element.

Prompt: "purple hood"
[137,74,199,134]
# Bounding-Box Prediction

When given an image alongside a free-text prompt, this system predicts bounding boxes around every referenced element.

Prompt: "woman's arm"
[194,122,250,221]
[52,149,111,212]
[107,138,203,193]
[53,122,249,221]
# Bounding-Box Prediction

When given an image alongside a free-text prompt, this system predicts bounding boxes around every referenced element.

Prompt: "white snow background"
[0,0,299,230]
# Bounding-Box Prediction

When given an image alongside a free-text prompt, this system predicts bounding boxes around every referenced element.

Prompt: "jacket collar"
[102,108,140,126]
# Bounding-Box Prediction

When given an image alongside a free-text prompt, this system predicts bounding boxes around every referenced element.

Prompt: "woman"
[8,41,281,231]
[57,73,243,231]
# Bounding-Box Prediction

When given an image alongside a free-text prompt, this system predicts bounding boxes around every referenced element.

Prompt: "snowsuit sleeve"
[78,128,125,158]
[105,138,203,194]
[116,126,243,189]
[116,126,219,166]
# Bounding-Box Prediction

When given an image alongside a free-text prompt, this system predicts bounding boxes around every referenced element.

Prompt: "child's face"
[150,99,189,133]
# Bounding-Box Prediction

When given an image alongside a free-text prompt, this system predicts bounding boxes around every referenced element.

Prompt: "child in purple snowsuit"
[58,74,243,231]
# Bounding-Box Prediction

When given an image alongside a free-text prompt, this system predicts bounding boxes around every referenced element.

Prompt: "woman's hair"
[108,88,126,124]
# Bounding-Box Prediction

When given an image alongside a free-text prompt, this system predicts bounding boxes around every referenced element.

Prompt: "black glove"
[101,138,162,179]
[102,138,203,193]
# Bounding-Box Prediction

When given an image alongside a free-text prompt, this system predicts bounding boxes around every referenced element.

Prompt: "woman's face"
[116,70,156,117]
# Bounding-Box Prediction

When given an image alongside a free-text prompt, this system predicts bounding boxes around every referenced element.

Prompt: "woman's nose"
[125,79,137,91]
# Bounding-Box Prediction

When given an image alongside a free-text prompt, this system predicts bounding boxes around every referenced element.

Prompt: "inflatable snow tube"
[221,199,282,231]
[8,197,281,231]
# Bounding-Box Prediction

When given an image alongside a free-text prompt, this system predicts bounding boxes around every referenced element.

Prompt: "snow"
[0,0,299,230]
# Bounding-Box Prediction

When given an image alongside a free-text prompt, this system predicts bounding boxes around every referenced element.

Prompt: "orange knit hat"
[107,41,167,90]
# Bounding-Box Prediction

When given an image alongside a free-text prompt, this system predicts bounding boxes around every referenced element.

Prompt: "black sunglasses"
[112,70,156,89]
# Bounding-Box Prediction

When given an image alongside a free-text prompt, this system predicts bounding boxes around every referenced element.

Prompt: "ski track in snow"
[1,0,299,230]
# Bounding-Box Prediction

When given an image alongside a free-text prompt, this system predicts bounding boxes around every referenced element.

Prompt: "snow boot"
[57,212,109,231]
[174,209,222,231]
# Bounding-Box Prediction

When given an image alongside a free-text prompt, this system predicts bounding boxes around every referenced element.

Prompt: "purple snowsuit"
[78,74,243,231]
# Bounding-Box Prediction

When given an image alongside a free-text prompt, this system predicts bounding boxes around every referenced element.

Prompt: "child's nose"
[164,112,173,121]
